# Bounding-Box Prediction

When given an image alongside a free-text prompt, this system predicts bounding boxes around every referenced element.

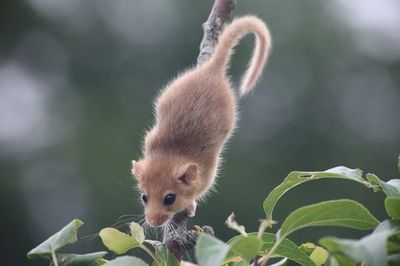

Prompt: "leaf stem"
[140,244,159,264]
[257,219,276,239]
[51,250,59,266]
[257,223,267,240]
[260,237,284,266]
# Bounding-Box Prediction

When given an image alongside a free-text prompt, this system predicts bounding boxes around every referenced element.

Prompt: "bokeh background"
[2,0,400,265]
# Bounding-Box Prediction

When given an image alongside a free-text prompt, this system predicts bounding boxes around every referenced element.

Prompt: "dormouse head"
[131,155,199,227]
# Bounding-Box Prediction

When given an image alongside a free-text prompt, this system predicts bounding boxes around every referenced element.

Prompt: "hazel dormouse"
[132,16,272,227]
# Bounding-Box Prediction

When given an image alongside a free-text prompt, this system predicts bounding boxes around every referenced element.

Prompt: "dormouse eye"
[164,194,176,205]
[141,194,148,204]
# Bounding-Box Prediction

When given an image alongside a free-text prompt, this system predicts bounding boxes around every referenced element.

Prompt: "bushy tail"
[208,15,272,96]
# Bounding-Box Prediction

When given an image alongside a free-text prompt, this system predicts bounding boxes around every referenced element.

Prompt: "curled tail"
[208,15,272,96]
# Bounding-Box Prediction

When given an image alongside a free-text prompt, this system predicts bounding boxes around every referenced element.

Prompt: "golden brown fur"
[132,15,272,226]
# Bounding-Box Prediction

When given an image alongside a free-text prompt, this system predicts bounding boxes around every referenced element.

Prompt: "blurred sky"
[1,0,400,265]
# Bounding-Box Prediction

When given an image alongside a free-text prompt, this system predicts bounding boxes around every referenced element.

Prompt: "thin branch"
[198,0,236,65]
[163,0,236,261]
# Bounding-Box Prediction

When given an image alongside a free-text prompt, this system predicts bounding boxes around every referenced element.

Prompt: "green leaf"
[327,255,356,266]
[320,220,400,266]
[152,243,179,266]
[385,197,400,220]
[267,258,288,266]
[366,174,400,197]
[263,167,368,220]
[195,234,230,266]
[129,222,145,244]
[279,199,379,238]
[299,242,328,265]
[228,233,315,266]
[99,228,139,255]
[103,256,148,266]
[260,233,315,266]
[56,252,107,266]
[27,219,84,259]
[387,233,400,254]
[98,259,108,265]
[229,235,263,261]
[309,246,328,266]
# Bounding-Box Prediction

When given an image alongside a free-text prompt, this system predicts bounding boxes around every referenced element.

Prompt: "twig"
[198,0,236,65]
[163,0,236,261]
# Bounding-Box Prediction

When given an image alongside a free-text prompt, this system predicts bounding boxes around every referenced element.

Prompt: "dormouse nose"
[147,213,168,227]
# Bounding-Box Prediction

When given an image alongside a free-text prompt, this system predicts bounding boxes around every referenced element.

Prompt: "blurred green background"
[1,0,400,265]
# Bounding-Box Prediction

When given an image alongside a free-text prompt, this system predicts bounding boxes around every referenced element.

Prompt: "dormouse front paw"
[186,201,197,217]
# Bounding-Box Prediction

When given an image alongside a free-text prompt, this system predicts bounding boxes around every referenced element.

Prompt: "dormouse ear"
[178,163,198,184]
[131,160,142,178]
